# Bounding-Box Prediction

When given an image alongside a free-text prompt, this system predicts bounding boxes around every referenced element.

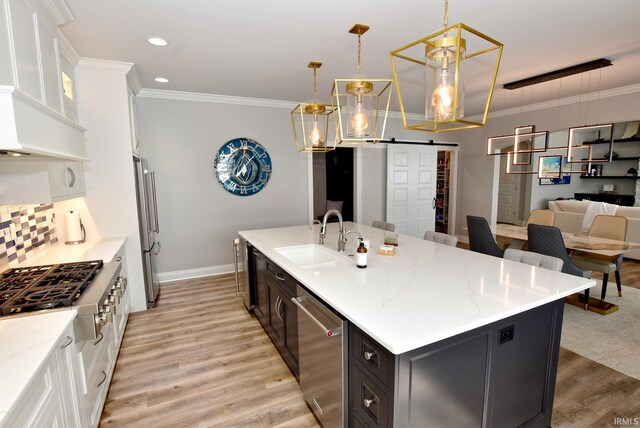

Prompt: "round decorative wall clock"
[214,138,272,196]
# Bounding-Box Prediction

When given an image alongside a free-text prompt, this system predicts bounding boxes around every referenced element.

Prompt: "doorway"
[313,148,354,221]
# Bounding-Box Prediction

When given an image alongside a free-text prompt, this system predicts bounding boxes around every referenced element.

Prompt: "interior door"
[386,144,437,238]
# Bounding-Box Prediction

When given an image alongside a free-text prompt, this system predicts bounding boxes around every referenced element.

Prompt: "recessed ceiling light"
[155,77,169,83]
[148,37,168,46]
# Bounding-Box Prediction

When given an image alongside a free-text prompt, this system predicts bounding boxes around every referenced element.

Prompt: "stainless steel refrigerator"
[133,156,160,308]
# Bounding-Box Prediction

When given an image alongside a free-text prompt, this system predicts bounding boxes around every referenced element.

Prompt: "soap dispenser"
[356,238,368,269]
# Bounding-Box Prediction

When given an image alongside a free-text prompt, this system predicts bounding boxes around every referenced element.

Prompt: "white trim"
[474,83,640,121]
[135,83,640,120]
[57,31,80,66]
[138,88,297,109]
[76,58,134,74]
[40,0,75,25]
[157,264,234,283]
[126,65,142,94]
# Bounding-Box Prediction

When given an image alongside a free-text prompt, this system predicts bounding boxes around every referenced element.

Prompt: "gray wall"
[456,90,640,235]
[136,97,309,274]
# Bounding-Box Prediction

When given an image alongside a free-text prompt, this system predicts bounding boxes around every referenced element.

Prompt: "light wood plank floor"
[101,266,640,427]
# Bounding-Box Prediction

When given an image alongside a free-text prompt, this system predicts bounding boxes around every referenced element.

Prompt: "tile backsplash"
[0,204,57,269]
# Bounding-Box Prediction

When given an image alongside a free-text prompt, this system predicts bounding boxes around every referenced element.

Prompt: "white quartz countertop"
[15,237,126,267]
[239,223,596,355]
[0,310,77,425]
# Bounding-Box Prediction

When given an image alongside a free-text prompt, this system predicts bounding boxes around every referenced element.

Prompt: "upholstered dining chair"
[372,221,395,232]
[570,215,627,308]
[466,215,504,258]
[503,248,563,272]
[527,224,592,308]
[526,209,556,226]
[423,230,458,247]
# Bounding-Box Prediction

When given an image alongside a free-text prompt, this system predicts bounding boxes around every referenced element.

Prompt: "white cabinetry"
[3,323,84,428]
[0,160,84,205]
[48,160,86,201]
[0,0,86,159]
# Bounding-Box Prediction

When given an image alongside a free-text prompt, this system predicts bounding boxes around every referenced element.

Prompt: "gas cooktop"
[0,260,104,314]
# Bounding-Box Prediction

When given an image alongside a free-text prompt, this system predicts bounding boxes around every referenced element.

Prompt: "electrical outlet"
[499,326,515,344]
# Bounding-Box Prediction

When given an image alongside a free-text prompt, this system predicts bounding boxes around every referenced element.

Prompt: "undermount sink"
[274,244,352,269]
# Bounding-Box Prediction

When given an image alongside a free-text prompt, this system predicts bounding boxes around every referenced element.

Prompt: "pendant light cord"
[357,34,362,79]
[313,67,318,99]
[444,0,449,28]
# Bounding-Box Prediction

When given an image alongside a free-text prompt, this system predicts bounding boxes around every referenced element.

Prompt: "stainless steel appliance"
[234,236,254,310]
[0,260,126,342]
[292,285,347,427]
[134,156,161,308]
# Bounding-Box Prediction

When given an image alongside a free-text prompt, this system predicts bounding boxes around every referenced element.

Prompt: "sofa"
[547,199,640,260]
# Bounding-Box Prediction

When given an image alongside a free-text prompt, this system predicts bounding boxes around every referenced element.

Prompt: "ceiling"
[61,0,640,117]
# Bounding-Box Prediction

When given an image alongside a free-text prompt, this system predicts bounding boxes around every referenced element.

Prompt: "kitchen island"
[239,222,595,427]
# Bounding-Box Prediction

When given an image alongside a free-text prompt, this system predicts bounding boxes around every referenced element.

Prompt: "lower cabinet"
[250,251,299,380]
[4,324,84,428]
[349,300,564,428]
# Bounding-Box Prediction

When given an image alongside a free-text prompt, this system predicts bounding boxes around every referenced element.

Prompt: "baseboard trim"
[158,264,235,283]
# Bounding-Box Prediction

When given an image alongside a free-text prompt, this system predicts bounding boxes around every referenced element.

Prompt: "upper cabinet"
[0,0,86,160]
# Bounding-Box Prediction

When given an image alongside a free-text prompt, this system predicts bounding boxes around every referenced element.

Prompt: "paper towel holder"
[65,211,86,245]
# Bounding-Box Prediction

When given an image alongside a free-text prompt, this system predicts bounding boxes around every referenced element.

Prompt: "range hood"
[0,85,87,161]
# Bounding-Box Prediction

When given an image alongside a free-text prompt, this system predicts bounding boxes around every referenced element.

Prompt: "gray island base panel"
[239,223,595,428]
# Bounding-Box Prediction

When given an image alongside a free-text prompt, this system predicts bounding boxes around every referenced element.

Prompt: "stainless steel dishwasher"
[292,284,347,428]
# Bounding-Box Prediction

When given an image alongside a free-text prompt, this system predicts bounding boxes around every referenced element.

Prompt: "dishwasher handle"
[291,296,342,337]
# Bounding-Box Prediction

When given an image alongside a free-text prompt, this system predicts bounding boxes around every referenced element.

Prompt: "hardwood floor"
[100,274,319,427]
[101,267,640,427]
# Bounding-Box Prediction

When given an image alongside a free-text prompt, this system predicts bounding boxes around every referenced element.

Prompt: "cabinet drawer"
[352,326,393,388]
[266,260,296,294]
[352,364,390,428]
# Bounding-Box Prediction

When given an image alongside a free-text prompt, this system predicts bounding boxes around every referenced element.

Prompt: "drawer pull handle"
[60,335,73,349]
[116,256,123,262]
[275,273,286,281]
[97,370,108,388]
[363,396,377,408]
[364,351,376,361]
[94,332,104,345]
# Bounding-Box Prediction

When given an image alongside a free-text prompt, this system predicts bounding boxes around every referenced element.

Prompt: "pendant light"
[390,0,503,132]
[291,62,338,152]
[332,24,392,144]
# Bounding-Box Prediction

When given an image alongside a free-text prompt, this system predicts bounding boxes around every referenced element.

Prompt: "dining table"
[494,223,640,314]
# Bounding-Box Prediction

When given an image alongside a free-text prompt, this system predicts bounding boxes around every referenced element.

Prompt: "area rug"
[561,284,640,380]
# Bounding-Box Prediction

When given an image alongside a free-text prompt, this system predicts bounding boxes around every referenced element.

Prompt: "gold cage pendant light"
[390,0,503,132]
[291,62,338,152]
[332,24,392,144]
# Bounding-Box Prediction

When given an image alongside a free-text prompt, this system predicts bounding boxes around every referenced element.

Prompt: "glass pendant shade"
[333,24,392,144]
[391,22,502,132]
[290,62,338,152]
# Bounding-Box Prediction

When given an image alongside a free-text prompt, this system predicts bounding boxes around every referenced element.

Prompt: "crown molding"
[40,0,76,25]
[76,58,134,74]
[126,66,142,94]
[481,83,640,121]
[137,88,297,109]
[57,31,80,66]
[136,83,640,123]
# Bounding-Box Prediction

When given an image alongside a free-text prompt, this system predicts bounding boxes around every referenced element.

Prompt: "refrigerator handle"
[148,170,160,233]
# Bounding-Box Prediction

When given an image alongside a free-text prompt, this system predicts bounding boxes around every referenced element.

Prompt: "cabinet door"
[48,161,86,201]
[280,290,299,377]
[56,326,84,427]
[128,84,140,155]
[37,18,62,113]
[8,0,41,99]
[266,277,284,345]
[253,251,268,326]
